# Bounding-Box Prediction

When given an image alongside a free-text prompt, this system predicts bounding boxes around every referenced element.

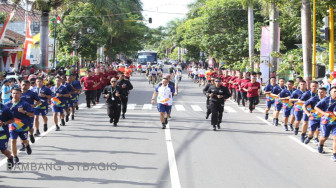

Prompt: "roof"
[0,4,40,22]
[0,26,25,47]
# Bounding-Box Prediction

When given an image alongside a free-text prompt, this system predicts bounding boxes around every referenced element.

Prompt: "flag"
[0,7,16,44]
[22,17,33,66]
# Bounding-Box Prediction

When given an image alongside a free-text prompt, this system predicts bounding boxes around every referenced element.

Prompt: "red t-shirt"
[239,78,251,92]
[221,76,231,87]
[80,76,95,91]
[245,82,261,97]
[94,74,102,89]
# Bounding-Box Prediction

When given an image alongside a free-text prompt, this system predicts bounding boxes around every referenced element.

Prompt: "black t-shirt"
[207,85,231,103]
[102,85,121,104]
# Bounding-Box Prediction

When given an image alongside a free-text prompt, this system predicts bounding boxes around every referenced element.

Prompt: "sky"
[141,0,196,28]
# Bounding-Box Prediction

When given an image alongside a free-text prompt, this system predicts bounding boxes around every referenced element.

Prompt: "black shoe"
[217,124,221,129]
[122,114,125,119]
[71,115,74,120]
[14,156,19,164]
[34,130,40,137]
[110,118,113,123]
[7,157,14,170]
[165,118,168,124]
[26,145,32,155]
[113,123,118,127]
[66,115,69,122]
[76,105,79,110]
[56,125,60,131]
[162,124,166,129]
[265,114,269,120]
[19,143,26,151]
[61,119,65,126]
[44,124,48,132]
[283,124,289,131]
[30,135,35,143]
[213,125,216,131]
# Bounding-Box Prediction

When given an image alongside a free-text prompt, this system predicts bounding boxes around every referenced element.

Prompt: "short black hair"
[297,76,303,80]
[36,77,43,81]
[279,78,285,81]
[251,72,257,76]
[12,88,21,93]
[270,77,276,80]
[311,81,319,85]
[257,72,262,75]
[300,80,306,84]
[287,80,294,84]
[22,80,30,84]
[319,87,327,91]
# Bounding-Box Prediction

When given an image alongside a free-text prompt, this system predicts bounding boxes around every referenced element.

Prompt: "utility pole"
[329,6,334,79]
[312,0,316,80]
[53,15,57,68]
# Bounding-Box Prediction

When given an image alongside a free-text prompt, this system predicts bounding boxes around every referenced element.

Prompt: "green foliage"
[278,48,303,76]
[0,12,7,24]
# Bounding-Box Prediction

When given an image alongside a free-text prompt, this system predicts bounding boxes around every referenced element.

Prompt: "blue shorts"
[34,108,48,116]
[266,100,275,109]
[157,104,172,114]
[0,134,9,150]
[9,131,28,140]
[294,110,303,121]
[283,107,294,118]
[320,123,336,138]
[52,106,64,113]
[67,100,74,108]
[275,103,282,111]
[303,114,309,122]
[309,120,321,132]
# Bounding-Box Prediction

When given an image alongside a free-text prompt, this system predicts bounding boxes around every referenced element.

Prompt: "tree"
[301,0,312,82]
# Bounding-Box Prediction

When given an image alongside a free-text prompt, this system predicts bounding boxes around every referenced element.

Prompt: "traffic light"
[149,17,152,24]
[320,16,330,41]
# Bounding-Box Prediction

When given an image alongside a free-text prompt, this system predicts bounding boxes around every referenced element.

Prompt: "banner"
[0,7,16,44]
[22,17,33,66]
[259,26,281,84]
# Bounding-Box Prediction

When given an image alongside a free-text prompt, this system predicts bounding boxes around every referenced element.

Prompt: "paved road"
[0,71,335,188]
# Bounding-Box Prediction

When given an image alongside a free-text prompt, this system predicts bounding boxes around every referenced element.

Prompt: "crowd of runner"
[187,64,336,162]
[0,62,133,169]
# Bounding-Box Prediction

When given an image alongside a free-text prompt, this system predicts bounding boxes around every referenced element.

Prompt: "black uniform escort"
[206,80,231,131]
[103,84,122,126]
[117,75,133,119]
[203,81,213,119]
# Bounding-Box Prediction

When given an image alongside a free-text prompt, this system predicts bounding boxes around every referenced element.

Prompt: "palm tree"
[240,0,257,71]
[301,0,312,82]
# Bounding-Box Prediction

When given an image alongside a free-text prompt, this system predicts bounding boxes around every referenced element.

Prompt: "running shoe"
[56,125,60,131]
[304,137,312,144]
[71,115,74,120]
[331,156,336,162]
[61,119,65,126]
[162,123,166,129]
[19,143,26,151]
[7,157,14,170]
[294,130,298,135]
[44,124,48,132]
[122,114,125,119]
[30,135,35,143]
[300,134,306,143]
[217,124,221,129]
[34,130,40,137]
[283,124,289,131]
[26,145,32,155]
[14,156,19,164]
[165,118,168,124]
[265,114,268,120]
[113,123,118,127]
[66,115,69,122]
[213,125,216,131]
[313,138,319,145]
[289,125,294,131]
[318,145,324,153]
